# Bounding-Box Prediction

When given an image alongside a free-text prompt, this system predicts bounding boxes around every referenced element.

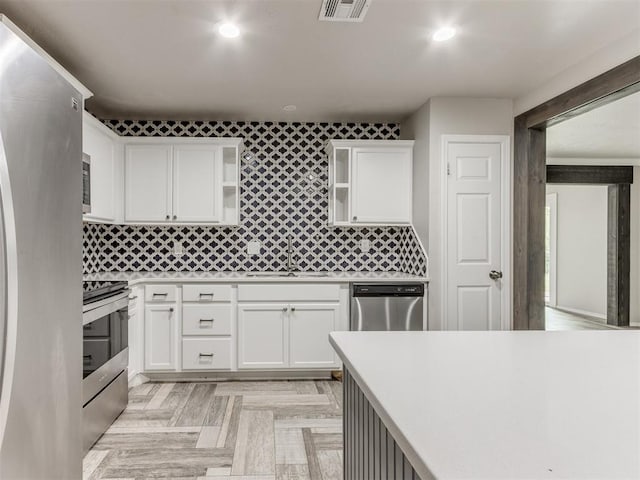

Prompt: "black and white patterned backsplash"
[83,120,427,277]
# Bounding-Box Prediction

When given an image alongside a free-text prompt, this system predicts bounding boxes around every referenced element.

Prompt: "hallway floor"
[83,380,343,480]
[545,306,617,330]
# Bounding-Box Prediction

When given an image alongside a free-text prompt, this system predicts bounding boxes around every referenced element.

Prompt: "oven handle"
[82,295,129,327]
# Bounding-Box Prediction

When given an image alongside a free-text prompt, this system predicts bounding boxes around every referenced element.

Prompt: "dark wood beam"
[513,121,546,330]
[546,165,634,185]
[607,184,631,327]
[513,56,640,331]
[523,56,640,128]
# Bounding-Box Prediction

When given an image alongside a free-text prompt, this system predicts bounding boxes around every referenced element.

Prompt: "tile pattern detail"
[83,380,344,480]
[83,120,427,276]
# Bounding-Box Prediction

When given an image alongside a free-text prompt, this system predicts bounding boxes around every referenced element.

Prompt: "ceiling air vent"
[319,0,372,22]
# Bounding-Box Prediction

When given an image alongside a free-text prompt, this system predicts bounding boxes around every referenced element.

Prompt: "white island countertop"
[83,270,428,285]
[329,331,640,479]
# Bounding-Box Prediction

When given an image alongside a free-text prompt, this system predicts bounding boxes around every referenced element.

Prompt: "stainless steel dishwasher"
[350,283,426,331]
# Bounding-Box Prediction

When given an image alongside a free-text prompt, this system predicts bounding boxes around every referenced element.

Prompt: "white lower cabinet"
[289,304,340,368]
[140,282,347,374]
[182,338,232,370]
[238,302,340,370]
[237,304,288,369]
[144,304,177,371]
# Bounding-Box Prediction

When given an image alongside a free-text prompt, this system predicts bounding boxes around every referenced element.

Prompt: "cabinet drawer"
[182,304,232,335]
[238,284,340,302]
[183,284,232,302]
[145,285,177,302]
[182,338,232,370]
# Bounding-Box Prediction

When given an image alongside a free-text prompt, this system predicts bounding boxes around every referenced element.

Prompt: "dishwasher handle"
[352,283,424,297]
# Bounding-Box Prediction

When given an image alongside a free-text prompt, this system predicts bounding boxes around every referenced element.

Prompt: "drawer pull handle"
[199,318,215,323]
[152,293,168,298]
[199,353,214,357]
[199,293,214,299]
[169,308,174,313]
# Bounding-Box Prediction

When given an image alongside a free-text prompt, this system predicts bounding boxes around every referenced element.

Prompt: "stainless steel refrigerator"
[0,17,83,478]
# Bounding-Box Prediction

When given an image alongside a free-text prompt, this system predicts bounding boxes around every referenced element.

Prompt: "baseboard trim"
[128,372,151,388]
[553,305,606,321]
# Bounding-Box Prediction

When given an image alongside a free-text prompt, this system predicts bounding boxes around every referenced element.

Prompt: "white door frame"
[441,134,512,330]
[545,192,558,307]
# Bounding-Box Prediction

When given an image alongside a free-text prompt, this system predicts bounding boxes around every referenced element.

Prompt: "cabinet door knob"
[165,215,170,220]
[282,307,287,313]
[353,216,358,221]
[291,306,296,312]
[173,215,177,220]
[169,307,174,312]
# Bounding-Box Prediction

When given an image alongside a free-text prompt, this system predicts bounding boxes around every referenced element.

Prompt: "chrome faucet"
[286,235,297,275]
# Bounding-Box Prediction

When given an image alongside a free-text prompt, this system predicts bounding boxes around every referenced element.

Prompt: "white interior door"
[445,138,508,330]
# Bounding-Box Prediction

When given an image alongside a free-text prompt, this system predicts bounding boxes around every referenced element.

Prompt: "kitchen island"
[330,331,640,479]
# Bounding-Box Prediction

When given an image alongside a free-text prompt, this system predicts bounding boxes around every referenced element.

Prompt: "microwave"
[82,153,91,214]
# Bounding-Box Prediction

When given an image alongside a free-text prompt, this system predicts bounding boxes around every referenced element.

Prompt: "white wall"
[515,30,640,115]
[546,185,608,318]
[400,100,430,247]
[402,97,514,330]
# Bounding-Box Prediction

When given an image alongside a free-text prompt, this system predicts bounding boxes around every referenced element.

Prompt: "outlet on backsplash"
[360,239,371,253]
[173,241,184,255]
[247,241,261,255]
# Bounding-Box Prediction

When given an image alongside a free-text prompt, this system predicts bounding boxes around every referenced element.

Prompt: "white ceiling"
[0,0,639,121]
[547,90,640,160]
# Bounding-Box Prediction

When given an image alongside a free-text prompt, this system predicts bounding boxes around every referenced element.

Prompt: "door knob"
[489,270,503,280]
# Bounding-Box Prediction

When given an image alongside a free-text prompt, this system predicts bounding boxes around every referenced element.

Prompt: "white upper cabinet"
[82,113,122,223]
[173,145,222,222]
[123,138,242,225]
[125,145,172,222]
[351,147,412,224]
[327,140,414,226]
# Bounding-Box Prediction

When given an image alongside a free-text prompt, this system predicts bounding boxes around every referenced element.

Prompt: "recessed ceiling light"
[283,104,297,112]
[218,22,240,38]
[432,26,456,42]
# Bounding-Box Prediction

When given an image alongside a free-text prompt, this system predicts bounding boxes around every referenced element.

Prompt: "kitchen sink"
[295,271,330,277]
[245,271,330,278]
[245,272,293,277]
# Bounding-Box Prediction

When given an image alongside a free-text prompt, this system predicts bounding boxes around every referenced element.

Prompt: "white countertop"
[83,270,429,285]
[329,331,640,480]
